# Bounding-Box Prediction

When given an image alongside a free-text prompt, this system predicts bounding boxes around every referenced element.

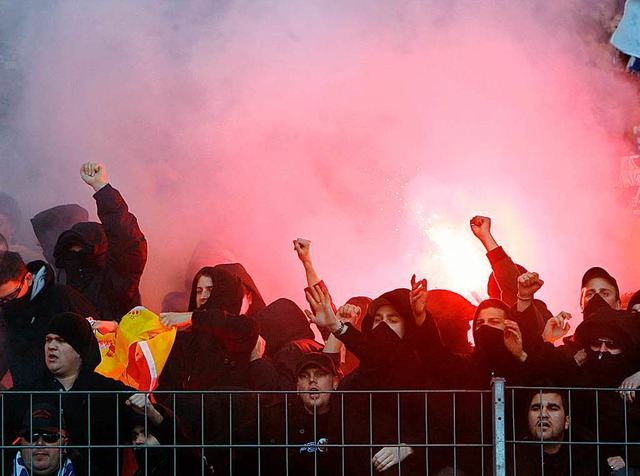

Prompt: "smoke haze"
[1,0,638,324]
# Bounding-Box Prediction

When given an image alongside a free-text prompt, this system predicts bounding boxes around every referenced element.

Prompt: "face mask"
[370,321,403,346]
[585,349,630,383]
[474,326,513,368]
[62,249,88,271]
[582,293,611,319]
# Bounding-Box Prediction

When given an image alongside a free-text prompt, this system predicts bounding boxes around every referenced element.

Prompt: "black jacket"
[5,370,137,476]
[53,184,147,321]
[0,261,96,387]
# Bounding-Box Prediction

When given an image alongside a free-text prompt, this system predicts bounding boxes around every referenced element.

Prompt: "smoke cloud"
[0,0,638,325]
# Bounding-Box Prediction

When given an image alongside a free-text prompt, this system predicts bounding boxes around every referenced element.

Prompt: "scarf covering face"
[12,450,75,476]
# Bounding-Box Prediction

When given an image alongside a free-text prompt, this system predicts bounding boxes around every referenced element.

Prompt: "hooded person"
[31,204,89,277]
[569,307,640,474]
[52,163,147,322]
[4,312,165,476]
[158,264,264,475]
[0,251,96,387]
[248,298,325,397]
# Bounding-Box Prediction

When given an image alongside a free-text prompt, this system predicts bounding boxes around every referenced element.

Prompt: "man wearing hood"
[53,163,147,321]
[5,313,165,476]
[30,203,88,279]
[569,308,640,474]
[157,264,264,475]
[0,251,96,387]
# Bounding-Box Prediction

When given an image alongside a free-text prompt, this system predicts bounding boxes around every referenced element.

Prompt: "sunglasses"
[0,277,25,305]
[24,431,61,444]
[590,338,620,349]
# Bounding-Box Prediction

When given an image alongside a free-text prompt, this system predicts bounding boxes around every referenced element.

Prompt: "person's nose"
[599,342,608,353]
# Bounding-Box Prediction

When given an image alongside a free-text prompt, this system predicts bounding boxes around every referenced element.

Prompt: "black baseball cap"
[295,352,338,376]
[581,267,619,298]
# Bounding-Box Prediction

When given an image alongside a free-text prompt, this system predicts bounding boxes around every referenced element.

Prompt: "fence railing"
[1,381,638,475]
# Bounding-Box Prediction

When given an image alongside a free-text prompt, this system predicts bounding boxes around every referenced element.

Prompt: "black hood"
[53,222,108,269]
[253,298,314,356]
[361,288,415,338]
[188,263,265,315]
[31,204,89,267]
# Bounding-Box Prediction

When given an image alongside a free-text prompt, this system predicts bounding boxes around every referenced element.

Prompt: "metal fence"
[1,381,638,475]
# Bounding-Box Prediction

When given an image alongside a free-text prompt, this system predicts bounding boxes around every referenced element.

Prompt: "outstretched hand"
[410,274,428,326]
[80,162,108,192]
[542,312,571,343]
[305,283,341,333]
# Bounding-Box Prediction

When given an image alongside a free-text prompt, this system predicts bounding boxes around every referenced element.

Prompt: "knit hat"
[46,312,101,371]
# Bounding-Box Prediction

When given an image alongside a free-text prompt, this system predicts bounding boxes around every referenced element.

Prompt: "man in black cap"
[261,352,342,475]
[580,266,621,316]
[6,403,77,475]
[6,312,165,476]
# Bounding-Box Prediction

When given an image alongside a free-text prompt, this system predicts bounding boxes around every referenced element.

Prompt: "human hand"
[618,370,640,403]
[293,238,312,264]
[87,318,119,334]
[372,445,413,472]
[517,272,544,300]
[607,456,625,473]
[410,274,428,326]
[80,162,108,192]
[250,335,266,362]
[504,319,525,361]
[336,304,361,325]
[126,393,163,424]
[305,283,340,333]
[542,312,571,343]
[159,312,193,329]
[470,215,492,240]
[574,349,588,367]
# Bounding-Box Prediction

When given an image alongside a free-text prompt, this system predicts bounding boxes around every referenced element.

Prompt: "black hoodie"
[53,184,147,321]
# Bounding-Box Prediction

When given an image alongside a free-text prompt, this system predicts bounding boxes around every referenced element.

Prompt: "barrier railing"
[1,382,638,475]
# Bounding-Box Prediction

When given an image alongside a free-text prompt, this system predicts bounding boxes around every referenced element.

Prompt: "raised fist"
[80,162,108,192]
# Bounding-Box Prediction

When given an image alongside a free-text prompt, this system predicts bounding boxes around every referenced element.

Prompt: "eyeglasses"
[0,276,25,305]
[24,432,61,444]
[590,338,620,350]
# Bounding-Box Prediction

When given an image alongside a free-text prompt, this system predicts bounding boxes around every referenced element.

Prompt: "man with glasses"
[0,251,95,387]
[7,402,76,475]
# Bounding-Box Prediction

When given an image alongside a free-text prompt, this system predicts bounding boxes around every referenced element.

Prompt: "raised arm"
[293,238,321,287]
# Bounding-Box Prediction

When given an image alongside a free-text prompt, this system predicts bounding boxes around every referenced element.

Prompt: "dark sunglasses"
[24,431,61,444]
[0,277,25,305]
[590,338,620,349]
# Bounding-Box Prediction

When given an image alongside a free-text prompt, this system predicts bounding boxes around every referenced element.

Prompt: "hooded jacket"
[53,184,147,321]
[0,261,96,387]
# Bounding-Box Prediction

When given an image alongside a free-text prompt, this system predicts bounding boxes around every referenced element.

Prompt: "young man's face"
[297,364,338,415]
[474,307,506,332]
[372,304,405,339]
[527,392,569,442]
[45,334,82,378]
[195,275,214,308]
[19,430,66,475]
[0,272,31,305]
[580,277,620,310]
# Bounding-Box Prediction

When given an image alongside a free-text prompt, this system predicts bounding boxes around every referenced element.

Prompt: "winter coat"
[53,184,147,321]
[0,261,96,387]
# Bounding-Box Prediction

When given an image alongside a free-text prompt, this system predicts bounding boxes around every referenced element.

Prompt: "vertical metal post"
[492,377,506,476]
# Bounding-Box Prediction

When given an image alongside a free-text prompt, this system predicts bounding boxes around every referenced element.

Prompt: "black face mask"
[582,293,611,319]
[61,249,88,271]
[370,321,403,347]
[474,326,513,370]
[585,349,630,384]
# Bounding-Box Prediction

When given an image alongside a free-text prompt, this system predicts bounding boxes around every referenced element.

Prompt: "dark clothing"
[5,370,137,476]
[486,246,553,332]
[512,440,597,476]
[254,298,315,357]
[53,184,147,321]
[0,262,96,387]
[261,398,343,476]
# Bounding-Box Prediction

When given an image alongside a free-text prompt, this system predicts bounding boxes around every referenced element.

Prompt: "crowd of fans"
[0,6,639,476]
[0,163,639,476]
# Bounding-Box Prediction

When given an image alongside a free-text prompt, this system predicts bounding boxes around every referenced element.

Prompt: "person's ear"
[25,272,33,287]
[564,415,570,431]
